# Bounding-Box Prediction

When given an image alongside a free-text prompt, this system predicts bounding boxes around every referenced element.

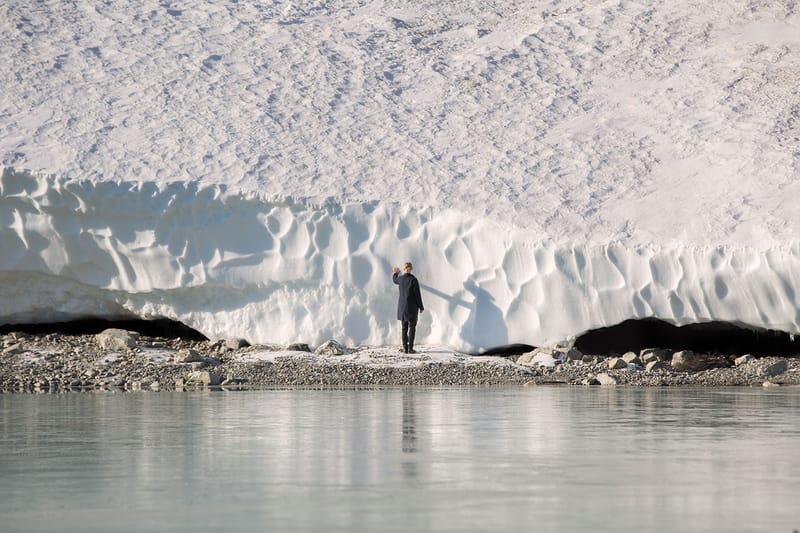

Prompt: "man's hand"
[392,266,399,274]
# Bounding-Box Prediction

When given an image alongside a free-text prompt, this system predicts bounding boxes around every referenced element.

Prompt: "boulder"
[641,352,660,364]
[622,352,643,366]
[175,349,204,363]
[2,343,23,356]
[518,350,559,367]
[225,338,250,350]
[285,343,311,352]
[565,347,584,361]
[550,347,583,362]
[671,350,728,371]
[607,357,628,370]
[641,348,672,361]
[596,373,618,385]
[184,370,221,386]
[315,340,348,356]
[761,360,788,377]
[670,350,696,371]
[96,329,139,351]
[646,361,668,372]
[735,354,756,366]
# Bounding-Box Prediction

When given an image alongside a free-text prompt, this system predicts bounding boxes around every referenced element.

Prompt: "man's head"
[403,262,413,273]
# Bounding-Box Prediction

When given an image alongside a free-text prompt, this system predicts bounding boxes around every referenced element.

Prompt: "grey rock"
[175,349,204,363]
[315,340,349,356]
[642,352,660,364]
[608,357,628,370]
[762,381,780,388]
[735,354,756,366]
[670,350,695,370]
[185,370,221,386]
[565,348,583,361]
[596,373,618,385]
[761,360,788,377]
[96,329,139,351]
[646,361,668,372]
[225,338,250,350]
[209,340,226,351]
[2,343,23,356]
[285,343,311,352]
[641,348,672,361]
[671,350,727,371]
[582,376,600,386]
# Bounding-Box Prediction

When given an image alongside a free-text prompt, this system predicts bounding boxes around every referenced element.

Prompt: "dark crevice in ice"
[574,318,800,356]
[0,317,207,341]
[475,343,536,357]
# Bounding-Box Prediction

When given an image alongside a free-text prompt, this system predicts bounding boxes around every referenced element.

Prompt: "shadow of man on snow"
[419,280,507,351]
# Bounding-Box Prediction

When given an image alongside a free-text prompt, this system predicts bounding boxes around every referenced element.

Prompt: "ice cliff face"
[2,1,800,349]
[3,170,800,351]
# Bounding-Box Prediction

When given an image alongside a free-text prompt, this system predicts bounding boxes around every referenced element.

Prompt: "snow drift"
[3,169,800,351]
[2,1,800,350]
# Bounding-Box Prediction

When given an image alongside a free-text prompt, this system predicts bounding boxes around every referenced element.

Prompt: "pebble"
[1,331,799,391]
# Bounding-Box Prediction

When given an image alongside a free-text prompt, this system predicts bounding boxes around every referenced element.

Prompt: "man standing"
[392,262,424,353]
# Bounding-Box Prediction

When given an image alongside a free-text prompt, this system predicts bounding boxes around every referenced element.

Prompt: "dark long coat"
[393,272,424,322]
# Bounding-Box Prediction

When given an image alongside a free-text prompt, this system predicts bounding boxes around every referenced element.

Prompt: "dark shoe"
[408,349,417,354]
[403,346,409,353]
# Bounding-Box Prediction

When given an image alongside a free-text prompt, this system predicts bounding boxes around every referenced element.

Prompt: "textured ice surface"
[2,1,800,349]
[3,171,800,351]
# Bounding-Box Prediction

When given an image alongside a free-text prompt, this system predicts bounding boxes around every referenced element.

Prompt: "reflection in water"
[401,389,417,480]
[1,388,800,532]
[402,389,417,453]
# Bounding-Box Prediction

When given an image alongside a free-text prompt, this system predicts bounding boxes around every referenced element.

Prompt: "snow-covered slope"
[1,1,800,349]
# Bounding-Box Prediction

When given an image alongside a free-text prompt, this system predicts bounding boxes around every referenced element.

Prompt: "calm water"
[1,387,800,532]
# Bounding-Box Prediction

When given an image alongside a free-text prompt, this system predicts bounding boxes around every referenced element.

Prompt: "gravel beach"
[2,329,800,392]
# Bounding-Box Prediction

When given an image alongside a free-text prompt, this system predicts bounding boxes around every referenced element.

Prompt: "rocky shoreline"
[2,329,800,392]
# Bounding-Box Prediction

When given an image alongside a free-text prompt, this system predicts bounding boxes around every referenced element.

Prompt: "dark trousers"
[401,319,417,351]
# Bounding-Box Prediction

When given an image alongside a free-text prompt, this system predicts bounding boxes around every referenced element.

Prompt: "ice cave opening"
[0,317,208,341]
[574,318,800,357]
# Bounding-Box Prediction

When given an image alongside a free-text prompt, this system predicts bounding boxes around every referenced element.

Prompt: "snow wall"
[3,169,800,352]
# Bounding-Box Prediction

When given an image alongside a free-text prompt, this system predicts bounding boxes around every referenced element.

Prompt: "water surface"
[2,387,799,532]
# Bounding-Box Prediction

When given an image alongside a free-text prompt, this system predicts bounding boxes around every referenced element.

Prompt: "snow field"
[2,1,800,349]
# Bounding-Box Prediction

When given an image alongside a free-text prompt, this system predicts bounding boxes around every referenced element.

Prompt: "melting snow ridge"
[2,170,800,351]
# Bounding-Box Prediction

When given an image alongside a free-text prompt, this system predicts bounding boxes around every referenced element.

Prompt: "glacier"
[2,1,800,350]
[3,169,800,351]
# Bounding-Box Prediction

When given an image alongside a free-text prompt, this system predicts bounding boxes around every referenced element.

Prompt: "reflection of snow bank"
[3,171,800,351]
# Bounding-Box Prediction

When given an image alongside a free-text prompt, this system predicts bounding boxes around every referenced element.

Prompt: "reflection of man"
[392,262,424,353]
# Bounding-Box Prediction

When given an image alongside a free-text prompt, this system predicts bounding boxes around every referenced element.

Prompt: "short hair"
[403,262,413,272]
